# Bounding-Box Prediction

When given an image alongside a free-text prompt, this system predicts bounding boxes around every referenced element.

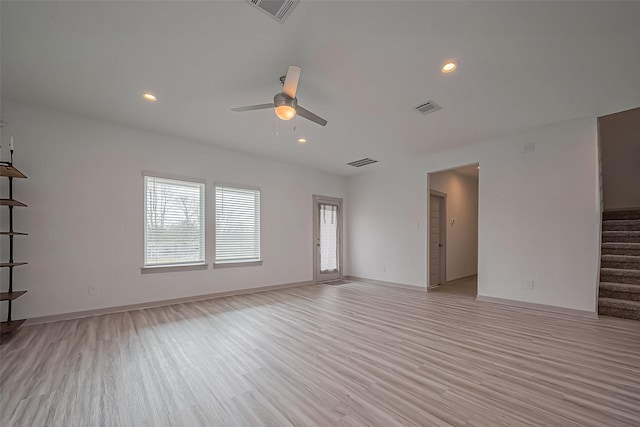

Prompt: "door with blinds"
[313,196,343,282]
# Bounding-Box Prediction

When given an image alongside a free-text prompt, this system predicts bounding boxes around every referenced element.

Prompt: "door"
[313,196,343,282]
[429,193,446,287]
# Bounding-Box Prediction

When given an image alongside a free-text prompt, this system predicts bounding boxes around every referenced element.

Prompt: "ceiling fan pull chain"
[275,115,279,137]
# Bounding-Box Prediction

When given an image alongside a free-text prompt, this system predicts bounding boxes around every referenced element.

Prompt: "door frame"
[429,190,447,288]
[313,195,343,283]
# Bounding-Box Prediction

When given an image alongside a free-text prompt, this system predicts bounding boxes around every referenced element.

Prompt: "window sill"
[141,263,208,274]
[213,260,263,269]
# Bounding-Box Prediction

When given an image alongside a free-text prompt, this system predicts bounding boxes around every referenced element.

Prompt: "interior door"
[314,196,342,282]
[429,193,446,287]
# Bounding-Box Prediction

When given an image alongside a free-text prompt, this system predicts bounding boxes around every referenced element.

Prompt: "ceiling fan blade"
[231,103,274,112]
[283,65,302,99]
[296,105,327,126]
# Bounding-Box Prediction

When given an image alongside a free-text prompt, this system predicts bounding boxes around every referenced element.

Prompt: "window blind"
[215,185,261,263]
[144,176,205,267]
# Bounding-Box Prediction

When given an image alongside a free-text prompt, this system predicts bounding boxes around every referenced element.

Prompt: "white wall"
[599,107,640,210]
[348,117,600,313]
[429,170,478,281]
[0,102,347,319]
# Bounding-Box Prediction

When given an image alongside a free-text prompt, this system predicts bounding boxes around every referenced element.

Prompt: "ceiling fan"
[231,65,327,127]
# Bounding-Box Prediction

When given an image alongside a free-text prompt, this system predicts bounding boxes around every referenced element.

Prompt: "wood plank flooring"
[1,281,640,426]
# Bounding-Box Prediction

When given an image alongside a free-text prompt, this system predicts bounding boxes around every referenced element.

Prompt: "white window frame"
[214,182,262,268]
[142,172,207,272]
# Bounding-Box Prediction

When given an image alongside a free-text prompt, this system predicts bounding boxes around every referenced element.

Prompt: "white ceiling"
[2,1,640,176]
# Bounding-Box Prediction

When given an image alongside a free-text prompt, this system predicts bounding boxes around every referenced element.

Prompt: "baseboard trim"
[346,276,426,291]
[25,280,314,326]
[476,295,598,319]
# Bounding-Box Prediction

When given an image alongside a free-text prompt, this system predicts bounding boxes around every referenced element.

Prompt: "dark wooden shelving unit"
[0,319,26,335]
[0,165,26,179]
[0,290,27,301]
[1,158,28,343]
[0,262,28,267]
[0,199,27,207]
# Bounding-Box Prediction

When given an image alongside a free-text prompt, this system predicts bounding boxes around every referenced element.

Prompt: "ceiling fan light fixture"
[274,93,297,120]
[275,105,296,120]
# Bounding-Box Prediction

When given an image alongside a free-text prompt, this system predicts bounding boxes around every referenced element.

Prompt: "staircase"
[598,209,640,320]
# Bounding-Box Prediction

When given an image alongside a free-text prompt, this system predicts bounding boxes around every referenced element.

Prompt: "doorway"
[429,191,447,287]
[427,163,479,297]
[313,195,343,283]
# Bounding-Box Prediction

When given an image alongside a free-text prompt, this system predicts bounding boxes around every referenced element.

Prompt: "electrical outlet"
[526,280,534,290]
[524,142,535,153]
[89,285,98,295]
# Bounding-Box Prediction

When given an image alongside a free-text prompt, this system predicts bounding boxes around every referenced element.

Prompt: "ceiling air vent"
[415,100,441,115]
[247,0,299,23]
[348,158,378,168]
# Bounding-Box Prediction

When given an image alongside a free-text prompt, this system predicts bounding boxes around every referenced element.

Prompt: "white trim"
[142,170,206,184]
[346,276,426,291]
[214,182,262,265]
[213,181,261,192]
[476,295,599,319]
[428,190,447,287]
[141,263,208,274]
[25,280,314,326]
[143,174,206,267]
[313,195,344,283]
[213,260,262,269]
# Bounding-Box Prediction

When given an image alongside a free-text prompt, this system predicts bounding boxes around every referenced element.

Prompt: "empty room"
[1,1,640,426]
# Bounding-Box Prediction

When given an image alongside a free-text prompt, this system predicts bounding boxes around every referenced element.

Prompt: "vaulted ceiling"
[2,1,639,176]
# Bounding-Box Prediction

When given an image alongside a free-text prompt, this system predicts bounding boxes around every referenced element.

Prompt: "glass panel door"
[314,196,342,282]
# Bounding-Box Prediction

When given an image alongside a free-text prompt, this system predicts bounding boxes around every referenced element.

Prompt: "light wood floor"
[431,275,478,297]
[1,281,640,426]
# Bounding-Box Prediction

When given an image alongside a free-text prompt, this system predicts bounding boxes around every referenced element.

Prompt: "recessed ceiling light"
[142,92,157,102]
[441,61,457,73]
[298,138,307,144]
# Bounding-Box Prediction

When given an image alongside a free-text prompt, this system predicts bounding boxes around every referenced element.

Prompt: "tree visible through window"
[144,175,205,267]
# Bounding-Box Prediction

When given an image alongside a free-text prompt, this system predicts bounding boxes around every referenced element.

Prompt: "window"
[144,175,205,267]
[215,184,261,265]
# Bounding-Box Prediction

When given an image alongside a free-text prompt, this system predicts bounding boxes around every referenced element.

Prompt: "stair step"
[601,242,640,256]
[599,282,640,301]
[598,298,640,320]
[602,219,640,231]
[599,268,640,285]
[603,209,640,221]
[602,231,640,243]
[600,254,640,269]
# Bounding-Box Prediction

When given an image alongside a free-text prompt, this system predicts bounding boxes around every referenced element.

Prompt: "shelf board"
[0,199,27,207]
[0,262,28,268]
[0,165,27,178]
[0,232,28,236]
[0,290,27,301]
[0,319,26,335]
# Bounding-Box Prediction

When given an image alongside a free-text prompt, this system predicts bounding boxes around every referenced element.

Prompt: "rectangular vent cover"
[348,158,378,168]
[415,100,442,115]
[248,0,299,23]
